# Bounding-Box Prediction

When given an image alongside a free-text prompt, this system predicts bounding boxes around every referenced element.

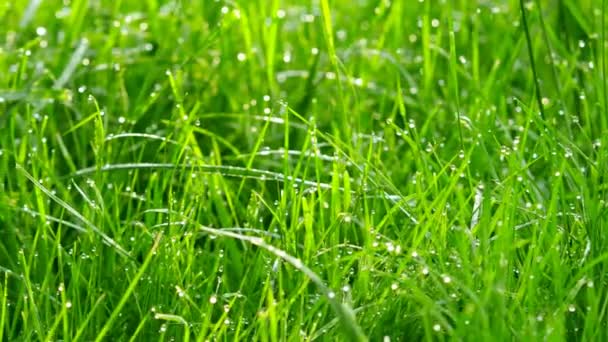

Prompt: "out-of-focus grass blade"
[54,38,89,90]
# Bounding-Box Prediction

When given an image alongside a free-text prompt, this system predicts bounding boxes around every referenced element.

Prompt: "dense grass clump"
[1,0,607,340]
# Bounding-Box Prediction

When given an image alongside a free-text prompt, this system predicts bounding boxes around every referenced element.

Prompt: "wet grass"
[1,0,607,340]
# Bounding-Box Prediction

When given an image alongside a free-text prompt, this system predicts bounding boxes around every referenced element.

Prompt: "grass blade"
[94,233,162,342]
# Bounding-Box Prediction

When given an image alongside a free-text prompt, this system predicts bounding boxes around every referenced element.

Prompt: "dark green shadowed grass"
[1,0,608,340]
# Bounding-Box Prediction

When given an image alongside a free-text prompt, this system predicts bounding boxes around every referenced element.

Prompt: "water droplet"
[541,97,550,106]
[301,14,315,23]
[283,51,292,63]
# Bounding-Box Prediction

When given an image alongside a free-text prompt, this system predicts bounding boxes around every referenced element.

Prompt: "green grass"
[1,0,607,340]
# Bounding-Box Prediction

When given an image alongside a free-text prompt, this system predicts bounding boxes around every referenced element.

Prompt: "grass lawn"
[1,0,607,340]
